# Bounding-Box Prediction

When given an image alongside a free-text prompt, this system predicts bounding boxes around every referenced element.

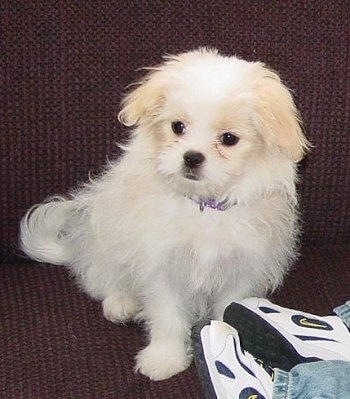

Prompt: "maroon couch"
[1,2,349,398]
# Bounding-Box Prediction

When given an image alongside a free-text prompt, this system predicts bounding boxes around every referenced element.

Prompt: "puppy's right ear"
[118,69,165,127]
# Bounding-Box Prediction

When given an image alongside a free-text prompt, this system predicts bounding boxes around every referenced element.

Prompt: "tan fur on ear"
[253,65,310,162]
[118,68,165,127]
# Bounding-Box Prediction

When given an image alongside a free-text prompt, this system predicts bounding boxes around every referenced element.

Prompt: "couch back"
[1,2,349,263]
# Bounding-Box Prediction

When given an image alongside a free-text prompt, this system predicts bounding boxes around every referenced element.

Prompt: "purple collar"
[188,196,234,212]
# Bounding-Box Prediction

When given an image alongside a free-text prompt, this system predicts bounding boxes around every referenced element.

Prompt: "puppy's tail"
[19,197,76,265]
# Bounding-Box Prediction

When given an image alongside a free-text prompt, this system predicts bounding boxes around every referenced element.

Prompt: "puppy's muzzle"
[183,151,205,180]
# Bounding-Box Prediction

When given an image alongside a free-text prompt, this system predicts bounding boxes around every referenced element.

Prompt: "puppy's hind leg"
[102,293,142,323]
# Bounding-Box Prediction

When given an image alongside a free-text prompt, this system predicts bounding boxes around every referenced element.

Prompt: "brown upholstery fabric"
[0,263,203,398]
[1,247,350,399]
[1,2,349,398]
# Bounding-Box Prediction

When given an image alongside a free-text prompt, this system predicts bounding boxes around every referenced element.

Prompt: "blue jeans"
[273,301,350,399]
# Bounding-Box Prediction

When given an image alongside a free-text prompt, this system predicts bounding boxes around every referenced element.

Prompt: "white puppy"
[20,48,309,380]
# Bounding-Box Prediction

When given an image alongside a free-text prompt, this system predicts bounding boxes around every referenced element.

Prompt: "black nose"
[183,151,205,168]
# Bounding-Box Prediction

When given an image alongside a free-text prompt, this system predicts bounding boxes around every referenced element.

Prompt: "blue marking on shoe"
[259,306,280,314]
[232,338,255,377]
[215,360,235,379]
[294,335,337,342]
[239,387,266,399]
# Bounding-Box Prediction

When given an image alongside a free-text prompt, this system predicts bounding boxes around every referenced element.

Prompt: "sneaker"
[192,320,273,399]
[223,298,350,371]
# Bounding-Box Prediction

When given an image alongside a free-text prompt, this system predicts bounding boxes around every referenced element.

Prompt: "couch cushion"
[1,245,349,398]
[1,2,350,263]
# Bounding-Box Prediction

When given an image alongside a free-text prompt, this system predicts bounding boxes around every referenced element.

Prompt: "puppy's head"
[118,49,310,199]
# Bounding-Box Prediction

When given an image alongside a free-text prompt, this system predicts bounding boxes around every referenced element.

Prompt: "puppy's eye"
[171,121,186,135]
[221,132,239,146]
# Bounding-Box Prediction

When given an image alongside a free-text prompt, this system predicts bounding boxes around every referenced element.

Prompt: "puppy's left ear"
[118,69,165,127]
[253,65,310,162]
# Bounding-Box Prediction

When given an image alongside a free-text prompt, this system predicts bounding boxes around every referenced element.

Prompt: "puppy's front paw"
[135,341,192,380]
[102,294,141,323]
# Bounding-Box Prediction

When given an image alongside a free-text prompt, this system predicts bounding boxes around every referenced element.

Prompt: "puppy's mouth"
[183,169,202,181]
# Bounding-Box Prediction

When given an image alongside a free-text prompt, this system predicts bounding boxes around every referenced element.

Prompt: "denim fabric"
[273,361,350,399]
[333,300,350,328]
[273,302,350,399]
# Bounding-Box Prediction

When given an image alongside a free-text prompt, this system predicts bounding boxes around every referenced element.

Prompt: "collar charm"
[198,197,231,212]
[186,195,235,212]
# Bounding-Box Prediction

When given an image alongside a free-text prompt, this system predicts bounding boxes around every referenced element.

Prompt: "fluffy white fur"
[20,48,309,380]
